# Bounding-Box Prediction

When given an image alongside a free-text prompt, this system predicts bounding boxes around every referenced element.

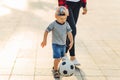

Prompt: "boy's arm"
[41,31,48,48]
[67,32,73,50]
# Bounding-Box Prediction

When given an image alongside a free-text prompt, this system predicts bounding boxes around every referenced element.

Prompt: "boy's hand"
[68,42,73,50]
[41,41,46,48]
[82,7,87,15]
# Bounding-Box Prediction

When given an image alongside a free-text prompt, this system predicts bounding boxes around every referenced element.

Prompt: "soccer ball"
[59,60,75,77]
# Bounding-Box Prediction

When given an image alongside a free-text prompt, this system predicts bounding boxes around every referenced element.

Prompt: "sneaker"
[62,56,69,61]
[71,59,80,66]
[53,70,60,78]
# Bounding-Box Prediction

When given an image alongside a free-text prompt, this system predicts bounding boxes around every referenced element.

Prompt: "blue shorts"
[52,44,66,59]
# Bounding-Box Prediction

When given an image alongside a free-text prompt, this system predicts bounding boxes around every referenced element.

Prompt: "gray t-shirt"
[46,21,72,45]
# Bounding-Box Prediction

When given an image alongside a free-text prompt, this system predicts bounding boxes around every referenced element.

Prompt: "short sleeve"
[66,22,72,32]
[46,22,54,32]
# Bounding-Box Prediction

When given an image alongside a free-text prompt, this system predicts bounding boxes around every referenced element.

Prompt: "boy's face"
[56,15,67,24]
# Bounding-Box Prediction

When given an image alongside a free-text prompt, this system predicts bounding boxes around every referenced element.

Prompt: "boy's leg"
[52,44,61,67]
[61,45,68,60]
[54,59,61,71]
[53,59,61,78]
[52,44,61,78]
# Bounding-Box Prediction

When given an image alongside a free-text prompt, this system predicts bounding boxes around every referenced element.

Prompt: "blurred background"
[0,0,120,80]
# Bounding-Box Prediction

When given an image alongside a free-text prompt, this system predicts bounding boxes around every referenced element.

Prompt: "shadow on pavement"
[74,67,87,80]
[54,67,87,80]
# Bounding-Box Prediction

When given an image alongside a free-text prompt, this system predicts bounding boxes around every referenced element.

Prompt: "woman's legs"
[66,7,76,56]
[66,1,81,65]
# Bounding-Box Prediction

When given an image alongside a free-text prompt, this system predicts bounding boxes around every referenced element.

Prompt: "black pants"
[66,1,82,56]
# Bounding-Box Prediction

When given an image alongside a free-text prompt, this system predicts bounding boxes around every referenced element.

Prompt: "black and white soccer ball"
[59,60,75,77]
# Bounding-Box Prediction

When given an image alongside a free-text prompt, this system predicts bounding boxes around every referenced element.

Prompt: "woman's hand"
[82,7,87,15]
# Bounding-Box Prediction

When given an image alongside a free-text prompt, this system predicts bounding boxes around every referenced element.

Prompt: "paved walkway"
[0,0,120,80]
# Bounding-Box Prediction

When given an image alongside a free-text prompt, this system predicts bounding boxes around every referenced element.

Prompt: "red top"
[58,0,87,8]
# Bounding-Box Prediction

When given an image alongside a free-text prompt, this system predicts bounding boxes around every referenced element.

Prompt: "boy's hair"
[56,6,69,16]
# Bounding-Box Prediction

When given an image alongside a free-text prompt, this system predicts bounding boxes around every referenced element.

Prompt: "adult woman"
[58,0,87,65]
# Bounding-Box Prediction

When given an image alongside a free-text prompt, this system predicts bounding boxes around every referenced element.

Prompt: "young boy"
[41,6,73,78]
